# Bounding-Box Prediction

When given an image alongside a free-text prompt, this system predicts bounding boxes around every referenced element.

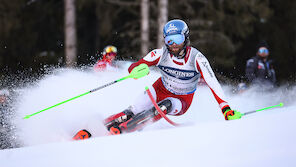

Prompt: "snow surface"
[1,62,296,167]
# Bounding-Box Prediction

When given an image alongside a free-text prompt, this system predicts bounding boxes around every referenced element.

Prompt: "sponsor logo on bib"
[159,65,199,80]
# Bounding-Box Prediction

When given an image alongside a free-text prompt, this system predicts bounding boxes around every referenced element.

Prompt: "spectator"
[245,41,276,88]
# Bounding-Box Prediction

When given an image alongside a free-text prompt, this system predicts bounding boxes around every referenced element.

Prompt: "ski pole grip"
[129,64,149,79]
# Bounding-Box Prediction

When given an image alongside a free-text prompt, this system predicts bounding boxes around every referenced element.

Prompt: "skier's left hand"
[224,109,242,120]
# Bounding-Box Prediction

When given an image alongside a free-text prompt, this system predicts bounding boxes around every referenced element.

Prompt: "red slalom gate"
[145,87,179,127]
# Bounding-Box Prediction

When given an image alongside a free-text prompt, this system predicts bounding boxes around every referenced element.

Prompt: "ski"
[73,100,172,139]
[109,99,172,135]
[72,129,92,140]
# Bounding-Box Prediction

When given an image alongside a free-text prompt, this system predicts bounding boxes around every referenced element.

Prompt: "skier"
[0,88,16,149]
[245,41,276,88]
[0,89,9,104]
[94,45,118,71]
[73,19,241,140]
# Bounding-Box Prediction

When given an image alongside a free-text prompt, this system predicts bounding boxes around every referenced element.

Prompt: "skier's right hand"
[129,63,150,79]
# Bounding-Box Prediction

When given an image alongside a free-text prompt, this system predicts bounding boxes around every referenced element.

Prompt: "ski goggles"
[165,34,185,45]
[258,48,269,54]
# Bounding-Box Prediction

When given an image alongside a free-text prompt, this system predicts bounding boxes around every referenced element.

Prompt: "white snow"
[0,61,296,167]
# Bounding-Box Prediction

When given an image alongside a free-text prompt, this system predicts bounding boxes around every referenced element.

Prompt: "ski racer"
[73,19,242,139]
[94,45,118,71]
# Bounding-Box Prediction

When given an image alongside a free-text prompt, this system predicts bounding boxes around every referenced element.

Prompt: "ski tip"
[73,129,92,140]
[109,127,121,135]
[279,102,284,107]
[145,86,149,90]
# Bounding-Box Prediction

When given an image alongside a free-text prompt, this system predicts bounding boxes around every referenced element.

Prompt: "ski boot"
[111,99,172,134]
[72,129,92,140]
[103,109,135,134]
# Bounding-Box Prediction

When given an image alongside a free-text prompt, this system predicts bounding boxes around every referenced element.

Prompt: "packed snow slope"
[1,61,296,167]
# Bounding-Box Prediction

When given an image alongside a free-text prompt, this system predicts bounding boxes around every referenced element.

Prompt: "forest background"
[1,0,295,87]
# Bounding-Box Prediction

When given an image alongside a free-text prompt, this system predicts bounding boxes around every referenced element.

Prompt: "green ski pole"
[23,64,149,119]
[242,102,284,116]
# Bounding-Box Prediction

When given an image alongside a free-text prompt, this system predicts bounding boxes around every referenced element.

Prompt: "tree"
[1,0,295,83]
[141,0,149,58]
[64,0,77,67]
[157,0,168,48]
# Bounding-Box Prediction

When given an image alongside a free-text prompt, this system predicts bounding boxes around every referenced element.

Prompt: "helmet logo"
[166,23,178,34]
